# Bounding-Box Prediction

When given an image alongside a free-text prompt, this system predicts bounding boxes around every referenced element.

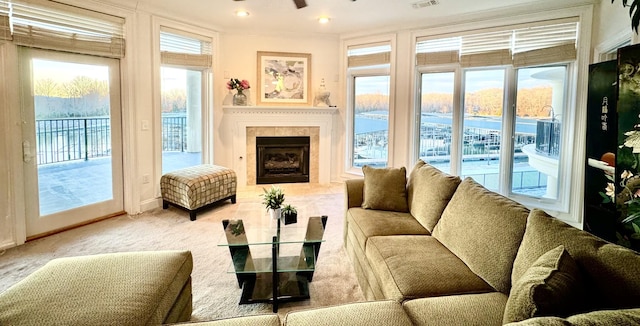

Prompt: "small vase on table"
[233,90,247,106]
[269,208,282,220]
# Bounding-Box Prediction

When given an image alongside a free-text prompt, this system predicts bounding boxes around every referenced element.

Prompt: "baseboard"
[140,197,161,212]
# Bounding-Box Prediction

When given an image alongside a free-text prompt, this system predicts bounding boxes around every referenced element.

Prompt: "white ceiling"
[117,0,597,35]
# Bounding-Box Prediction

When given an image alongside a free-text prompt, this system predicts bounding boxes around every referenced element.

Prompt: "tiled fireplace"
[256,136,311,184]
[223,106,337,186]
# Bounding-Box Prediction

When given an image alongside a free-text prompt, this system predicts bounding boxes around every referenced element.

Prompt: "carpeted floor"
[0,183,364,322]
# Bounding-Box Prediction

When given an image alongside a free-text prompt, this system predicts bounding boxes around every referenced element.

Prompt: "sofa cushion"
[512,209,640,311]
[283,300,413,326]
[362,165,408,212]
[347,207,429,251]
[504,308,640,326]
[0,251,193,326]
[406,159,461,232]
[432,177,529,294]
[503,245,585,323]
[365,235,494,301]
[403,292,508,326]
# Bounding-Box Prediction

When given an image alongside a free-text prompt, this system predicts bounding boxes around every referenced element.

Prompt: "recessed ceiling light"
[236,10,250,17]
[318,17,330,24]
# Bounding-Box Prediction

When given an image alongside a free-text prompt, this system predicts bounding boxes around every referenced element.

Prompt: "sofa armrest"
[344,179,364,245]
[345,178,364,209]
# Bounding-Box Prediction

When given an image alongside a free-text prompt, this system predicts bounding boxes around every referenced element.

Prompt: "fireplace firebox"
[256,136,310,184]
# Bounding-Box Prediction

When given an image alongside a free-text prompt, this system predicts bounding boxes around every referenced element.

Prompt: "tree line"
[356,86,554,118]
[34,76,187,119]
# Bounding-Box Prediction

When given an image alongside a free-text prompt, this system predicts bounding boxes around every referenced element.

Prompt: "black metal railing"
[35,115,187,165]
[535,119,561,158]
[35,117,111,165]
[161,116,187,152]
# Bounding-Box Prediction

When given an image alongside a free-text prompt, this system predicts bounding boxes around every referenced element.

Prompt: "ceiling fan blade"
[293,0,307,9]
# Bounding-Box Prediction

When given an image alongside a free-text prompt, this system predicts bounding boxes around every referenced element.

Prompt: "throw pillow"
[503,245,585,324]
[361,165,408,212]
[406,159,461,232]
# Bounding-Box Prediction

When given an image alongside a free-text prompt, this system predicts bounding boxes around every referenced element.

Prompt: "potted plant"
[282,204,297,225]
[261,186,285,220]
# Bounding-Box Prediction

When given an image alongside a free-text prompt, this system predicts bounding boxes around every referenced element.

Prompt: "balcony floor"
[37,152,201,216]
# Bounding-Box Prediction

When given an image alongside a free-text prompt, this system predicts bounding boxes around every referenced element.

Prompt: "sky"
[33,59,109,83]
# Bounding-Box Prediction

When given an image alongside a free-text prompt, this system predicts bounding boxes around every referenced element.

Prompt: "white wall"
[593,0,635,54]
[214,32,340,175]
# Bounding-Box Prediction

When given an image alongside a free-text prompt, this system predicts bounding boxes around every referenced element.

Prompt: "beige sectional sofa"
[4,160,640,325]
[341,160,640,325]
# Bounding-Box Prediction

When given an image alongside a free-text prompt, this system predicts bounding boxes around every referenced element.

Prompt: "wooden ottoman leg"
[163,200,169,209]
[189,210,197,221]
[231,195,237,204]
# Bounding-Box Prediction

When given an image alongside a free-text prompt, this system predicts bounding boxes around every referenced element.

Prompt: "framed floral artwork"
[257,51,311,106]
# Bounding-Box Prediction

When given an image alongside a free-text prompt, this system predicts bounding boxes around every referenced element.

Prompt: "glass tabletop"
[226,248,317,274]
[218,216,326,247]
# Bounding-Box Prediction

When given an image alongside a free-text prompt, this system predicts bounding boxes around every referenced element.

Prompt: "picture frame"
[257,51,312,106]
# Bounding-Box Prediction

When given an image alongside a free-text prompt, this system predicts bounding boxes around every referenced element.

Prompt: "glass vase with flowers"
[227,78,250,106]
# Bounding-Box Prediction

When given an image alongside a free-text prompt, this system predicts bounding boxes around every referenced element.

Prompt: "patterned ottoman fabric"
[161,164,237,220]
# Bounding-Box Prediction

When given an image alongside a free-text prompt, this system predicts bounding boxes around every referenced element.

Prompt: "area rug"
[0,192,364,322]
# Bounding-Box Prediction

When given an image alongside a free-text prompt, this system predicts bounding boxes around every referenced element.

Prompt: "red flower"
[227,78,250,91]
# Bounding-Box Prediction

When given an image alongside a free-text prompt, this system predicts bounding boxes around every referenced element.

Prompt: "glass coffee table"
[218,215,327,312]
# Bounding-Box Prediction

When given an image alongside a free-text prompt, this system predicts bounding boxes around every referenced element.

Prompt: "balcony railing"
[36,117,111,165]
[36,115,187,165]
[161,115,187,152]
[535,119,561,158]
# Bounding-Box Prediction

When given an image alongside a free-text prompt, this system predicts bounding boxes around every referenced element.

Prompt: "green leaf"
[621,211,640,224]
[599,192,612,203]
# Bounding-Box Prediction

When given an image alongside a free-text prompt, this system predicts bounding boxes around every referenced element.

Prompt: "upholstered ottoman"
[0,250,193,326]
[161,164,237,221]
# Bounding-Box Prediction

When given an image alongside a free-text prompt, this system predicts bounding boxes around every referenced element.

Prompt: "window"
[159,27,212,174]
[418,71,455,174]
[512,65,567,200]
[416,19,578,209]
[461,68,506,191]
[347,43,392,169]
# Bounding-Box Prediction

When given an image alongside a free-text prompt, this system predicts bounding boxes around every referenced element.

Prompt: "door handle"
[22,140,34,163]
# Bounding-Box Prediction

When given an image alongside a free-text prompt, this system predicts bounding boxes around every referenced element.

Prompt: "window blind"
[8,0,125,58]
[416,18,579,67]
[415,37,460,65]
[160,28,212,68]
[0,2,9,41]
[347,43,391,68]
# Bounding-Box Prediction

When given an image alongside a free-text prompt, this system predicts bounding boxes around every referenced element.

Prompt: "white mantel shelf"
[223,105,338,186]
[222,105,338,114]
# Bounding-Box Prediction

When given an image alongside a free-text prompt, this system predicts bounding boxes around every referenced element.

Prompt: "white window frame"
[414,65,463,175]
[411,5,593,225]
[507,62,574,212]
[346,65,391,173]
[151,17,218,203]
[343,35,396,175]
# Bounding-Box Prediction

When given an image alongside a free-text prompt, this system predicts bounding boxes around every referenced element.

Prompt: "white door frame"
[19,48,124,238]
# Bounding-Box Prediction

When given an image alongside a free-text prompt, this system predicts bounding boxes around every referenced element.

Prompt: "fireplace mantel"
[223,106,337,115]
[223,105,337,186]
